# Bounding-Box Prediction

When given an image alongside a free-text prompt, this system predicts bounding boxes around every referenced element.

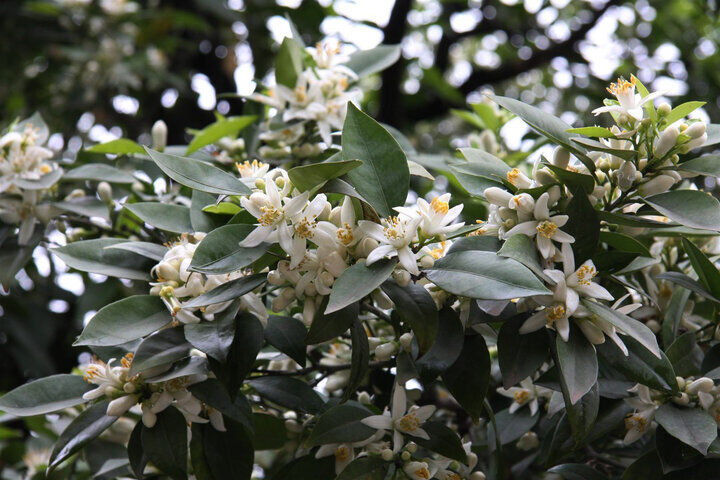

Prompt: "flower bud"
[510,193,534,214]
[657,103,671,116]
[484,187,513,207]
[285,418,303,433]
[686,122,707,139]
[107,394,139,417]
[400,332,414,351]
[393,269,411,287]
[123,382,136,394]
[617,161,636,191]
[470,472,487,480]
[547,185,561,207]
[372,289,393,309]
[420,255,434,269]
[672,392,690,406]
[684,133,707,151]
[686,377,715,394]
[676,376,686,390]
[506,168,533,189]
[151,120,168,151]
[400,451,412,462]
[406,442,418,453]
[552,147,571,169]
[516,431,540,451]
[142,408,157,428]
[374,342,397,361]
[357,237,379,258]
[638,175,676,197]
[646,319,661,333]
[267,270,284,286]
[381,448,394,461]
[66,189,85,200]
[97,181,113,203]
[357,391,371,404]
[131,181,145,194]
[654,126,679,157]
[302,299,316,326]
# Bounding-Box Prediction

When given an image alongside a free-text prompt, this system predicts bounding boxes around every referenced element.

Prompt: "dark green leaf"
[493,408,539,445]
[663,288,691,348]
[343,44,401,77]
[655,403,717,454]
[270,455,334,480]
[265,316,306,366]
[548,463,607,480]
[326,259,396,313]
[381,279,438,353]
[306,300,358,345]
[275,37,304,88]
[678,153,720,177]
[666,332,703,377]
[248,377,325,414]
[0,374,91,416]
[442,334,490,421]
[416,306,464,381]
[582,300,661,358]
[554,328,598,404]
[683,237,720,297]
[187,116,256,155]
[288,159,363,192]
[306,404,376,446]
[141,407,188,480]
[190,224,268,274]
[63,163,136,183]
[104,241,168,261]
[127,422,147,479]
[498,233,548,281]
[49,400,118,469]
[52,238,153,280]
[189,379,252,429]
[343,320,370,402]
[184,300,238,362]
[75,295,171,346]
[202,420,254,479]
[253,412,287,450]
[413,421,467,463]
[564,185,599,263]
[644,190,720,231]
[182,273,267,308]
[498,314,549,389]
[597,336,676,393]
[129,327,191,377]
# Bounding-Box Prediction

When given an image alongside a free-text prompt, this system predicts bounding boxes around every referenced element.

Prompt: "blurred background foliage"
[1,0,720,407]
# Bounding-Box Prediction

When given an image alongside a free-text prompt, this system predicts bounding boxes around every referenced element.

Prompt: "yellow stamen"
[336,222,354,245]
[507,168,521,185]
[294,217,315,239]
[607,77,636,97]
[536,220,558,238]
[414,466,431,479]
[335,446,350,462]
[624,413,647,432]
[430,197,449,215]
[513,390,530,404]
[397,412,421,432]
[259,205,282,226]
[383,216,402,241]
[546,304,566,324]
[575,265,597,286]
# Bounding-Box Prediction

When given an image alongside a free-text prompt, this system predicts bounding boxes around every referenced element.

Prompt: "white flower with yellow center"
[496,377,552,415]
[592,76,663,121]
[623,384,658,443]
[395,193,464,239]
[282,193,331,268]
[0,124,55,194]
[359,215,422,275]
[361,384,436,452]
[403,461,433,480]
[502,192,574,259]
[314,431,384,474]
[235,159,269,185]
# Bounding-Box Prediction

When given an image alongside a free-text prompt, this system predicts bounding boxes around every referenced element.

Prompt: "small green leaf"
[413,421,467,463]
[184,301,239,363]
[275,37,304,88]
[306,404,376,446]
[186,116,256,155]
[666,332,703,377]
[75,295,171,346]
[87,138,145,155]
[141,407,188,480]
[343,44,401,77]
[51,238,154,280]
[678,153,720,177]
[381,279,438,353]
[662,101,706,127]
[253,412,287,450]
[0,374,91,416]
[190,224,268,274]
[288,159,363,192]
[566,127,616,138]
[554,328,598,404]
[343,320,370,402]
[145,147,251,196]
[326,259,396,314]
[129,327,191,377]
[123,202,194,233]
[682,237,720,297]
[63,163,136,183]
[597,336,677,393]
[248,377,325,414]
[497,314,550,389]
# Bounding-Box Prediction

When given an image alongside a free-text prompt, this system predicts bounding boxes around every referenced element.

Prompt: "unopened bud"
[420,255,434,269]
[516,431,540,451]
[470,472,487,480]
[400,451,411,462]
[357,391,371,404]
[151,120,168,151]
[405,442,418,453]
[654,126,679,158]
[686,377,715,394]
[686,122,707,139]
[400,333,414,351]
[484,187,513,207]
[381,448,394,461]
[657,103,671,116]
[393,269,411,287]
[97,181,113,203]
[552,147,570,169]
[374,342,397,361]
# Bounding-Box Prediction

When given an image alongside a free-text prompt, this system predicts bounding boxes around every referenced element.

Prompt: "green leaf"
[63,163,136,183]
[145,147,251,196]
[184,301,239,363]
[545,163,595,193]
[447,235,499,253]
[343,320,370,402]
[656,271,720,303]
[127,423,147,479]
[343,44,401,77]
[49,400,118,470]
[275,37,304,88]
[666,332,703,377]
[191,190,225,233]
[212,312,264,394]
[662,286,690,347]
[381,279,438,353]
[182,273,267,308]
[201,420,254,479]
[570,138,636,161]
[487,94,593,171]
[189,379,252,429]
[186,115,256,155]
[548,463,607,480]
[253,412,287,450]
[248,377,325,414]
[655,403,717,454]
[416,306,464,381]
[306,300,358,345]
[288,159,363,192]
[565,185,600,263]
[451,148,510,196]
[554,328,598,404]
[326,259,396,314]
[597,210,675,228]
[442,334,490,421]
[265,316,307,366]
[270,455,334,480]
[104,241,168,261]
[644,190,720,231]
[87,138,145,155]
[566,127,616,138]
[597,336,677,393]
[306,404,376,446]
[497,233,548,281]
[582,300,661,358]
[683,237,720,297]
[0,374,91,416]
[342,103,409,217]
[52,238,153,280]
[498,314,550,389]
[123,202,193,233]
[492,408,539,445]
[663,101,706,127]
[622,451,663,480]
[141,407,188,480]
[678,153,720,177]
[564,383,599,445]
[413,421,467,463]
[53,197,111,221]
[190,224,270,274]
[75,295,171,346]
[425,250,550,300]
[655,426,703,474]
[129,327,191,377]
[599,231,652,256]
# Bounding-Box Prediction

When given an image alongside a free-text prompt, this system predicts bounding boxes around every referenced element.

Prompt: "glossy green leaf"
[582,300,661,358]
[413,421,467,463]
[141,407,188,480]
[275,37,304,88]
[288,159,363,192]
[492,408,539,445]
[416,307,464,381]
[343,44,401,77]
[497,233,548,281]
[248,377,325,414]
[597,336,677,393]
[104,241,168,261]
[186,115,256,154]
[145,147,251,196]
[63,163,136,183]
[655,403,717,454]
[265,316,307,366]
[498,314,550,389]
[663,101,706,127]
[381,279,438,353]
[683,237,720,297]
[52,238,153,280]
[201,420,254,479]
[306,404,376,446]
[182,273,267,308]
[326,259,396,314]
[75,295,171,346]
[190,379,252,429]
[644,190,720,231]
[566,127,615,138]
[425,250,550,300]
[129,327,191,377]
[87,138,145,155]
[678,153,720,177]
[666,332,703,377]
[49,400,118,469]
[342,103,409,217]
[0,374,91,416]
[663,288,691,348]
[442,334,490,421]
[123,202,193,233]
[190,224,268,274]
[343,320,369,402]
[184,301,239,363]
[451,148,510,196]
[253,412,287,450]
[554,328,598,404]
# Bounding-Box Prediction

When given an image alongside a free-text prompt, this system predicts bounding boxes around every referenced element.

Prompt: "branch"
[252,359,394,377]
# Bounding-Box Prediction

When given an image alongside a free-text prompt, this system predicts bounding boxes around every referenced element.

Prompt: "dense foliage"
[3,4,720,480]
